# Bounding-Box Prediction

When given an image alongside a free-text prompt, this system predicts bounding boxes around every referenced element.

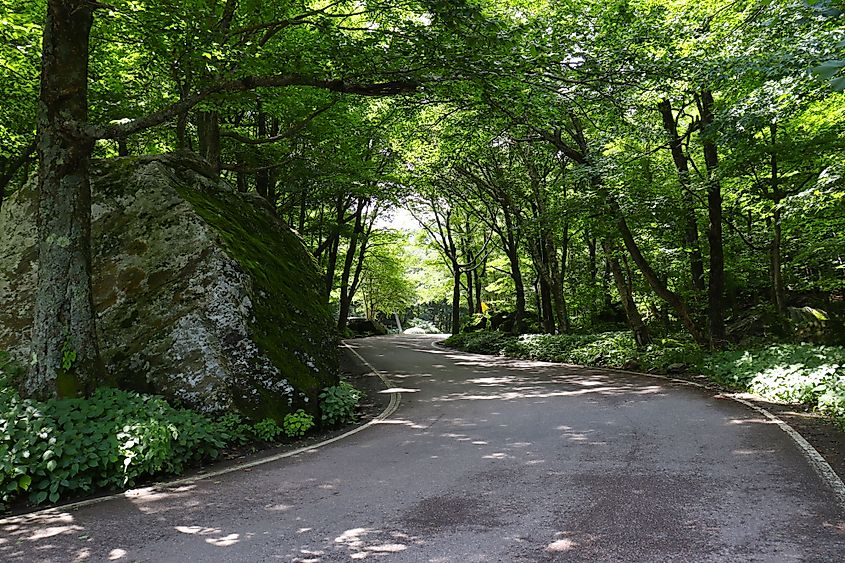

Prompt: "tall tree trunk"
[255,105,270,200]
[474,266,483,315]
[699,90,726,347]
[658,99,705,292]
[603,241,652,346]
[29,0,101,398]
[323,197,344,299]
[197,111,221,173]
[337,198,365,330]
[504,215,526,334]
[451,260,462,334]
[539,274,554,333]
[608,194,706,346]
[769,123,786,314]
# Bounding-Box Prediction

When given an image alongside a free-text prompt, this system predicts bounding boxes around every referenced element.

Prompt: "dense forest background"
[3,1,843,351]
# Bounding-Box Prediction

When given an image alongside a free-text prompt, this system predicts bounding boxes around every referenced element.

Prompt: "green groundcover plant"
[1,363,362,511]
[319,381,362,426]
[0,386,225,509]
[702,344,845,424]
[445,332,845,426]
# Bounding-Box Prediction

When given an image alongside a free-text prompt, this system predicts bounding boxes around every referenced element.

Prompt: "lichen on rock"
[0,153,338,419]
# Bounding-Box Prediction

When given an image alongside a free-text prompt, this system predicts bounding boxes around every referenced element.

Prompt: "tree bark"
[337,197,365,330]
[603,241,652,346]
[768,123,786,314]
[608,195,706,346]
[29,0,102,399]
[451,261,462,334]
[197,111,221,173]
[503,212,526,334]
[657,99,705,292]
[699,90,726,347]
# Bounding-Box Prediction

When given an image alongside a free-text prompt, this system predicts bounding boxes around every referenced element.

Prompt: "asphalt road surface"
[2,334,844,562]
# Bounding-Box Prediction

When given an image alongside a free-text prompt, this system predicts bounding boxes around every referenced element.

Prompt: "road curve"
[2,334,844,561]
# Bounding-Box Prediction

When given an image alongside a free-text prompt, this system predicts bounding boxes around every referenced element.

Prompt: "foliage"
[443,332,517,355]
[282,409,315,438]
[215,413,254,446]
[0,387,224,509]
[703,344,845,424]
[446,330,704,371]
[252,418,284,442]
[319,381,362,427]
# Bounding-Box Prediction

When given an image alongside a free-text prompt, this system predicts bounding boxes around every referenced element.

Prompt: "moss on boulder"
[0,153,338,419]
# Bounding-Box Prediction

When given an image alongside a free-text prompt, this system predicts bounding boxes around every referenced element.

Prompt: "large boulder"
[0,153,338,419]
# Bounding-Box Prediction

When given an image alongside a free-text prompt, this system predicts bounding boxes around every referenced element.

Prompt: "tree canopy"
[1,0,844,397]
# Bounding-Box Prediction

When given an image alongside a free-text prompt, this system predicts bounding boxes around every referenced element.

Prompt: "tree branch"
[83,75,418,140]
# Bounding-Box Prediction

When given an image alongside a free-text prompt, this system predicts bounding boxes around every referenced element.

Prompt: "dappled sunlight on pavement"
[3,334,844,561]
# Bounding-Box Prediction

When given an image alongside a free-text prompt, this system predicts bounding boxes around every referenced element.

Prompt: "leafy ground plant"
[282,410,315,438]
[0,387,225,509]
[703,344,845,425]
[319,381,362,426]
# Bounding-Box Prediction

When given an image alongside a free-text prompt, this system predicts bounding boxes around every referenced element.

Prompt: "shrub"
[702,343,845,424]
[282,410,315,438]
[215,413,253,445]
[1,387,225,509]
[319,381,361,426]
[443,332,517,355]
[252,418,284,442]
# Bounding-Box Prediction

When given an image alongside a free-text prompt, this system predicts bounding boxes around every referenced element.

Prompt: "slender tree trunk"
[474,267,483,314]
[504,216,526,334]
[603,241,652,346]
[323,198,344,299]
[769,123,786,314]
[298,189,307,232]
[29,0,101,399]
[608,194,706,346]
[255,105,270,199]
[699,90,726,347]
[539,274,554,333]
[337,198,365,330]
[197,111,221,173]
[658,99,705,292]
[451,260,462,334]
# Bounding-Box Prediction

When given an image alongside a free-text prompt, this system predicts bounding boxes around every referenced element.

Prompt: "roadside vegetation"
[444,332,845,427]
[0,352,361,512]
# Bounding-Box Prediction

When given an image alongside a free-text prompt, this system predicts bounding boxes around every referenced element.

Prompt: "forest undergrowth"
[444,331,845,428]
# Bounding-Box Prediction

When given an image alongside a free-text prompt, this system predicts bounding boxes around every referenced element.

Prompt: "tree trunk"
[451,261,462,334]
[603,241,652,346]
[539,274,554,333]
[657,99,705,292]
[255,105,270,200]
[474,266,483,314]
[29,0,102,399]
[504,216,526,334]
[197,111,221,173]
[699,90,726,347]
[769,123,786,314]
[337,198,365,330]
[608,194,706,346]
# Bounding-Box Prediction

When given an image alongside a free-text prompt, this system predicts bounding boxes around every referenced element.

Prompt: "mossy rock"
[0,153,338,419]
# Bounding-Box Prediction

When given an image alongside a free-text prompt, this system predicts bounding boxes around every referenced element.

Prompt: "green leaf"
[812,60,845,79]
[18,475,32,491]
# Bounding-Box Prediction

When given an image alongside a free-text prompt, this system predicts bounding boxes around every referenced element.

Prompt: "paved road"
[2,334,844,562]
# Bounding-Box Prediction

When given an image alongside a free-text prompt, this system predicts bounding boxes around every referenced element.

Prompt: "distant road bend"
[2,334,844,561]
